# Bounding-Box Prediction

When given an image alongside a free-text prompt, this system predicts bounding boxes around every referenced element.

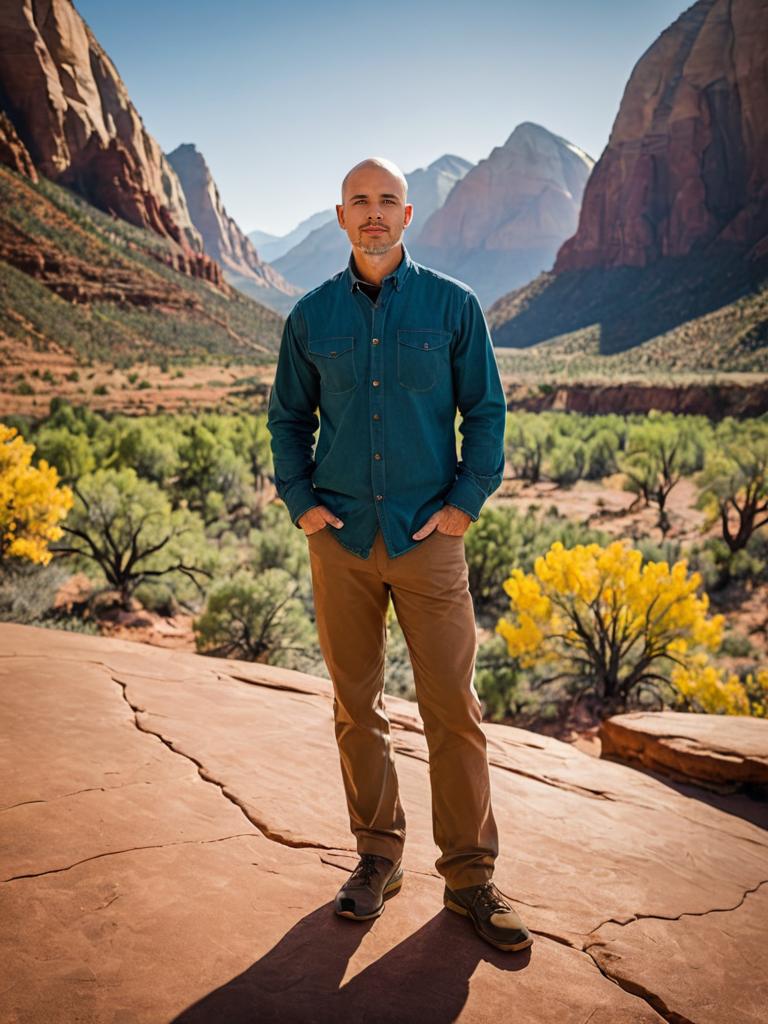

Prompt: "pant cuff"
[357,839,404,863]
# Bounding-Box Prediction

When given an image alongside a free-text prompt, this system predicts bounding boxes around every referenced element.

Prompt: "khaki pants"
[306,525,499,890]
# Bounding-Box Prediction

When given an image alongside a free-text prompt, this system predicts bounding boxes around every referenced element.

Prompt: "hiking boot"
[334,853,403,921]
[444,879,533,951]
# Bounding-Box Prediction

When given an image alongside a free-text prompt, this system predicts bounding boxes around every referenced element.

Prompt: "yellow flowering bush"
[0,423,74,566]
[671,657,768,717]
[496,539,727,711]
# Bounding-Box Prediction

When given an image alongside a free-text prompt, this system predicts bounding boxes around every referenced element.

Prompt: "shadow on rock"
[171,900,532,1023]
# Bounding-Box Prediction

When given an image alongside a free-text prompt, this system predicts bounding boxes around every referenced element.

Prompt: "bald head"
[340,157,408,205]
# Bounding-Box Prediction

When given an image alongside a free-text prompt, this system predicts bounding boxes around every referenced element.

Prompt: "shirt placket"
[366,281,392,538]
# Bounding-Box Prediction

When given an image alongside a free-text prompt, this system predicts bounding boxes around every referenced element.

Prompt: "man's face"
[336,166,413,256]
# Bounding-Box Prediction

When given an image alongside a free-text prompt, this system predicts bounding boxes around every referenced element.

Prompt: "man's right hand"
[298,505,344,535]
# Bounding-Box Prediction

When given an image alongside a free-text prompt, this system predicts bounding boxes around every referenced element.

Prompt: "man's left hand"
[412,504,472,540]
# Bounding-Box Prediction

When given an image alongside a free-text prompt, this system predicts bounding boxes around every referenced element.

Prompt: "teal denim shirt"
[266,242,507,559]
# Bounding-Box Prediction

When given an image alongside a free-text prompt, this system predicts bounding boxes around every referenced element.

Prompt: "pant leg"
[386,530,499,889]
[306,526,406,862]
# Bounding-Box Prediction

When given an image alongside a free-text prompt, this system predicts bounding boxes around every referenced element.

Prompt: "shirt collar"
[345,242,414,293]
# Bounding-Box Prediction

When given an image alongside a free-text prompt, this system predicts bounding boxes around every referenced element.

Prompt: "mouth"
[363,227,386,233]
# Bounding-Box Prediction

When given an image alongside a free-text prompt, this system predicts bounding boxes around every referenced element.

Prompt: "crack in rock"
[580,878,768,1024]
[585,876,768,937]
[1,779,157,814]
[3,833,258,883]
[579,942,689,1024]
[110,672,346,855]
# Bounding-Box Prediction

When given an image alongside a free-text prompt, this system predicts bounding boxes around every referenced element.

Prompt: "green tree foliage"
[619,413,711,534]
[33,426,96,483]
[100,418,180,486]
[505,413,557,483]
[695,419,768,558]
[193,568,314,665]
[53,466,216,609]
[505,412,626,485]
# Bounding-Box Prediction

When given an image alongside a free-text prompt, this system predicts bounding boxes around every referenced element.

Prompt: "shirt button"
[372,379,380,387]
[375,494,383,501]
[423,342,429,349]
[372,338,380,345]
[374,452,382,460]
[373,413,380,420]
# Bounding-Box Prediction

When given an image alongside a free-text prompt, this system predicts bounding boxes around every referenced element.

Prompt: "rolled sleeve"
[266,305,321,527]
[443,291,507,521]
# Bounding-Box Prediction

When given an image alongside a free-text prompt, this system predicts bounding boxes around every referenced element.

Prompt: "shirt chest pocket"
[308,336,357,394]
[396,329,453,392]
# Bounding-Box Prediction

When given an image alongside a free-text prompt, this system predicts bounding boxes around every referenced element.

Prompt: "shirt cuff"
[443,474,487,521]
[281,479,320,527]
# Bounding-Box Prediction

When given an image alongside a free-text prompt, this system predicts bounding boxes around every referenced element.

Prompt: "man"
[266,156,532,952]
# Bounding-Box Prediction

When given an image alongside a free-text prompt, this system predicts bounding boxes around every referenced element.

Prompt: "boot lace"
[470,881,511,916]
[349,853,381,887]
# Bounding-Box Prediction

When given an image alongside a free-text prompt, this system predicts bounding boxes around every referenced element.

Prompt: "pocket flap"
[308,336,355,358]
[397,329,452,351]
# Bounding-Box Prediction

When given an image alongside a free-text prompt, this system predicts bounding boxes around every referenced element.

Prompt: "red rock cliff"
[555,0,768,272]
[0,0,220,283]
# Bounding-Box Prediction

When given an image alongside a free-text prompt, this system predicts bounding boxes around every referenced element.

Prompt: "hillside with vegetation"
[489,245,768,377]
[0,165,284,371]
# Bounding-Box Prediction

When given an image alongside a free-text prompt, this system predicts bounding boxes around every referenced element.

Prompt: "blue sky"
[75,0,687,237]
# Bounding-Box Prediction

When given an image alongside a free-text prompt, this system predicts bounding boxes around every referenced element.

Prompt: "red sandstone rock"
[555,0,768,272]
[166,143,301,306]
[0,0,222,285]
[0,621,766,1022]
[0,110,37,181]
[600,710,768,793]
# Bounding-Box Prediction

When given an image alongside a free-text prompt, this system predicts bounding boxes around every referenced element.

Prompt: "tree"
[695,422,768,558]
[619,415,705,535]
[496,539,725,714]
[52,466,213,609]
[505,413,557,484]
[193,568,314,665]
[0,423,74,566]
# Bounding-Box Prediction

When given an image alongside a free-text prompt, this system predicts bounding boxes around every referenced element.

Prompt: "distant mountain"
[0,0,285,373]
[487,0,768,373]
[166,143,301,315]
[410,123,594,307]
[0,0,219,285]
[248,229,278,249]
[271,154,473,291]
[248,210,337,264]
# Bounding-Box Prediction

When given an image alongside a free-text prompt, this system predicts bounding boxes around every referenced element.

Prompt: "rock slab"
[1,622,766,1023]
[600,709,768,794]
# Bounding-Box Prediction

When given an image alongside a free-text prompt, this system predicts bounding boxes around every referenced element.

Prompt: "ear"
[336,203,345,228]
[403,203,414,226]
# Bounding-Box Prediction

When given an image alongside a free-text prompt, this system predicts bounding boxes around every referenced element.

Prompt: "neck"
[352,242,403,287]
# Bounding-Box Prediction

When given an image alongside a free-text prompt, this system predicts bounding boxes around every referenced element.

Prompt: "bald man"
[267,157,532,952]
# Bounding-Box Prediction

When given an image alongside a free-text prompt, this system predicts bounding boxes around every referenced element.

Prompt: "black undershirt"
[358,281,381,304]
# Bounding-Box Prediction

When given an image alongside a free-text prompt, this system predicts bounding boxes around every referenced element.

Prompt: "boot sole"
[444,896,534,951]
[335,869,403,921]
